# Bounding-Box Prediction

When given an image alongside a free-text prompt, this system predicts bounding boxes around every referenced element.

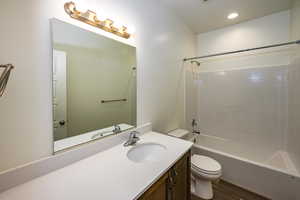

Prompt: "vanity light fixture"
[64,2,131,39]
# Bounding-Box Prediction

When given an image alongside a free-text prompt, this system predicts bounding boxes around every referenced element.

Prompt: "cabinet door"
[171,151,191,200]
[139,173,168,200]
[139,151,191,200]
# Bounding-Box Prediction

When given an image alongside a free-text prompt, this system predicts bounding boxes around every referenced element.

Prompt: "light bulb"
[113,21,123,29]
[227,12,239,20]
[127,26,136,34]
[104,19,113,28]
[82,10,96,21]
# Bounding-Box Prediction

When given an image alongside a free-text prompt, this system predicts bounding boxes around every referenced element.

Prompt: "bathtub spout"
[192,119,201,135]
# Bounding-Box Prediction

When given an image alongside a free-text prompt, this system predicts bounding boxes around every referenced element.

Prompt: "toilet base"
[191,175,213,200]
[190,154,222,200]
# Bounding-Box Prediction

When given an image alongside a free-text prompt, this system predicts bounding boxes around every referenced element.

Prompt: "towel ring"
[0,64,14,97]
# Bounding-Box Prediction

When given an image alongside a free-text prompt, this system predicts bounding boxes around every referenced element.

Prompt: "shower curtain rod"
[183,40,300,62]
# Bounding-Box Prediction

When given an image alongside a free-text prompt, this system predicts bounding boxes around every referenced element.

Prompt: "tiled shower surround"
[187,48,300,174]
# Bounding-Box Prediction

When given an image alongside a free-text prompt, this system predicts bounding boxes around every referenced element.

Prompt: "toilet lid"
[191,155,221,173]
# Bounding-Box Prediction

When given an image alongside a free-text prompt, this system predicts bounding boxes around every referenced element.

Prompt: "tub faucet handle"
[192,119,197,127]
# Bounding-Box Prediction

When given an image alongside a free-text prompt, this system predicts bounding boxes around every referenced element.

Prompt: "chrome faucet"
[91,125,122,140]
[113,125,122,134]
[124,131,140,146]
[192,119,201,134]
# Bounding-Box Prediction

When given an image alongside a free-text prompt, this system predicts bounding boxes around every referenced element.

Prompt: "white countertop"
[0,132,192,200]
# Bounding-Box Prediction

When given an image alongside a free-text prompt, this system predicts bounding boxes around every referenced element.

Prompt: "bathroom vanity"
[0,130,193,200]
[139,151,191,200]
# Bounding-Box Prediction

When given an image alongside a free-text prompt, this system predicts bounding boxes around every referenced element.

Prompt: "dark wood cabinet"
[169,152,191,200]
[138,173,168,200]
[139,151,191,200]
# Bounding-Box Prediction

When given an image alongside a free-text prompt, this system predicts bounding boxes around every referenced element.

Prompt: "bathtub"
[190,134,300,200]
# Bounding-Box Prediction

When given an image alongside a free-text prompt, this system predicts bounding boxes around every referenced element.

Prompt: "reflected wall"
[51,19,137,145]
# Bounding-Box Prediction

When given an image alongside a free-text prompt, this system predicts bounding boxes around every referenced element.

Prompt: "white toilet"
[191,154,222,199]
[168,129,222,200]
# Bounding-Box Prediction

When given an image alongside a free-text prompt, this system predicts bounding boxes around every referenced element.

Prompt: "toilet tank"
[167,129,189,139]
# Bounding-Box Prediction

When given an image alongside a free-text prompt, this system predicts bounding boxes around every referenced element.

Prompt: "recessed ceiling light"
[227,12,239,20]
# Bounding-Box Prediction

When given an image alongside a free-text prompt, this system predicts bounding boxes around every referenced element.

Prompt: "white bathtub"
[190,134,300,200]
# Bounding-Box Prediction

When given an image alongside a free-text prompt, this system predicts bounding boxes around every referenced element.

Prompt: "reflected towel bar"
[101,99,127,103]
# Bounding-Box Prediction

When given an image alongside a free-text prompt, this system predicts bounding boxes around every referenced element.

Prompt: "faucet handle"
[124,131,140,147]
[113,124,121,134]
[130,131,140,138]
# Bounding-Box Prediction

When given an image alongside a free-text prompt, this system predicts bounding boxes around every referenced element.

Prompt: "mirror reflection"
[51,19,137,152]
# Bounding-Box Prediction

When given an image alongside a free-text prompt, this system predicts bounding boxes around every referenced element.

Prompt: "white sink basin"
[127,143,167,163]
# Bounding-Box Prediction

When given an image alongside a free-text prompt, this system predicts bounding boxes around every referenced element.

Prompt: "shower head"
[191,60,201,66]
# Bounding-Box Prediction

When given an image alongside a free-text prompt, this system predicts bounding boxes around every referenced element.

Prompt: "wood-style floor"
[191,180,271,200]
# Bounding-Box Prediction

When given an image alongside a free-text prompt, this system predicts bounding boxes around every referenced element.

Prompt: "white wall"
[193,11,291,73]
[0,0,195,172]
[197,11,290,56]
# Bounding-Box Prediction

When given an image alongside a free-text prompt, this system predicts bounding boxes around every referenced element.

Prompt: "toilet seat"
[191,164,221,176]
[191,155,221,175]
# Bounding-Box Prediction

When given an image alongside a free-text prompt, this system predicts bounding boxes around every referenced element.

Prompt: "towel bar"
[101,99,127,103]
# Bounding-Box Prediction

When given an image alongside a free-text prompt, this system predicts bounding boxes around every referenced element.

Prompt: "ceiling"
[161,0,292,34]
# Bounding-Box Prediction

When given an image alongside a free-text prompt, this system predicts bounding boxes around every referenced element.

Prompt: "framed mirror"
[51,19,137,153]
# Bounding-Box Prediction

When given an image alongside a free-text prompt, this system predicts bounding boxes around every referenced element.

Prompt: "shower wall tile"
[194,66,288,154]
[287,49,300,173]
[287,0,300,174]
